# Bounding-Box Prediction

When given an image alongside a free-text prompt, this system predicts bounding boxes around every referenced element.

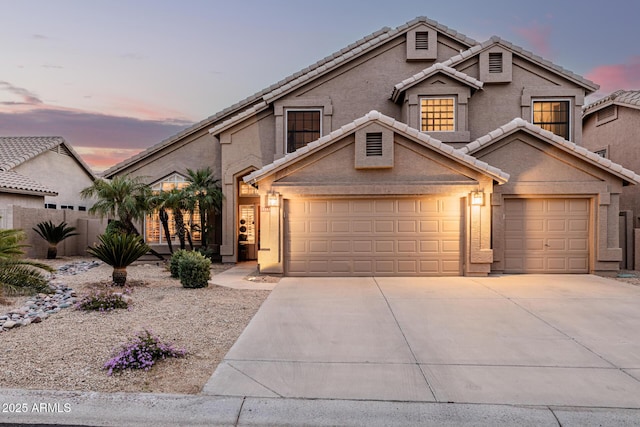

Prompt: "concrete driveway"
[204,274,640,408]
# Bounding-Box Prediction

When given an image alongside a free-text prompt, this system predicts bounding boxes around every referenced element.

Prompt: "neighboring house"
[582,90,640,268]
[0,136,102,257]
[0,136,96,213]
[104,16,639,276]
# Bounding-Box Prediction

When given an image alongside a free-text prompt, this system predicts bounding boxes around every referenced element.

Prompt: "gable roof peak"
[441,37,599,93]
[244,110,509,185]
[583,89,640,116]
[461,119,640,185]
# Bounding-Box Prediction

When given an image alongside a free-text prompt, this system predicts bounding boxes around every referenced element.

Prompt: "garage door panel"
[352,221,373,233]
[398,240,417,253]
[375,220,394,232]
[504,198,589,274]
[286,198,461,276]
[398,220,416,233]
[420,220,439,232]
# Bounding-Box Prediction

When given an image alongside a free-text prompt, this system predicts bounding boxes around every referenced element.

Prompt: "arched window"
[144,173,201,244]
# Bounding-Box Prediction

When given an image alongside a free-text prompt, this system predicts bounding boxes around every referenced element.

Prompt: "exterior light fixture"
[266,191,280,207]
[470,190,485,206]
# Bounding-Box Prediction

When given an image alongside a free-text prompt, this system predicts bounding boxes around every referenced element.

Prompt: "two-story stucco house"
[104,17,639,276]
[583,90,640,268]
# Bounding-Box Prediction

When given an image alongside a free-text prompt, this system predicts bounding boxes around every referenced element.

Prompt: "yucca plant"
[87,233,150,286]
[0,228,54,297]
[33,220,79,259]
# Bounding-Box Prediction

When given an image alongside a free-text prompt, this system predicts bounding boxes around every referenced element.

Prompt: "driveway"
[204,274,640,408]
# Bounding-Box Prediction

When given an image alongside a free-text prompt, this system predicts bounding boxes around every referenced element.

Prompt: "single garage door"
[285,197,462,276]
[504,198,589,273]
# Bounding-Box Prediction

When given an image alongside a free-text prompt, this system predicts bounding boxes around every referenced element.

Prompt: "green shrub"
[178,251,211,288]
[105,220,129,236]
[169,249,190,278]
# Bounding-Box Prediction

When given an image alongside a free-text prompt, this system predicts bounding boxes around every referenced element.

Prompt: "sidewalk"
[2,387,640,426]
[209,261,277,290]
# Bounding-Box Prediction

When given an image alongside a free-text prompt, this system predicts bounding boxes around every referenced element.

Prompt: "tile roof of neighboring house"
[460,118,640,185]
[0,170,57,196]
[441,36,599,93]
[243,110,509,185]
[391,63,484,102]
[103,16,479,177]
[582,90,640,116]
[0,136,95,178]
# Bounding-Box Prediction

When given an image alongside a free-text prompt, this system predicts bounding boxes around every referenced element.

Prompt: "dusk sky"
[1,0,639,172]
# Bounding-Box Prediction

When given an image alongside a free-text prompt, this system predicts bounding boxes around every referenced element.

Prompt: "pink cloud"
[74,147,144,172]
[512,21,552,58]
[585,56,640,94]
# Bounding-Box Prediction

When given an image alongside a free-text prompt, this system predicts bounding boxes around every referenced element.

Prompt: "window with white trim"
[285,109,321,153]
[144,173,201,245]
[532,100,570,140]
[420,97,455,132]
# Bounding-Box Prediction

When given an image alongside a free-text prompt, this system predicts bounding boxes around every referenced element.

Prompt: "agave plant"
[0,228,54,296]
[86,233,150,286]
[33,220,79,259]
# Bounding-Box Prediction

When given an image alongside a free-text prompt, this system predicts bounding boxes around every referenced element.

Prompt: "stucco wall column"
[465,188,493,276]
[257,193,283,274]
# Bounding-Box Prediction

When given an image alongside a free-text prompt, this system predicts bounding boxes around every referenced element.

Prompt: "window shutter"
[415,32,429,50]
[489,52,503,73]
[365,133,383,156]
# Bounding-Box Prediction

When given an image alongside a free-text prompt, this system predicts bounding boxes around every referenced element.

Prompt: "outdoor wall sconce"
[470,190,485,206]
[266,191,280,208]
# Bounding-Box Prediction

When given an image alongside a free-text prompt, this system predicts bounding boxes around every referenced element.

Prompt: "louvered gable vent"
[415,31,429,50]
[365,133,383,156]
[489,52,503,73]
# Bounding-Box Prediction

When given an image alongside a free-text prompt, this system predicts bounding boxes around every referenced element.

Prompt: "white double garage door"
[284,197,589,276]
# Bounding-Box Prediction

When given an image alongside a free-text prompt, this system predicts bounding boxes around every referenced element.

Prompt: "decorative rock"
[3,320,17,329]
[0,260,102,332]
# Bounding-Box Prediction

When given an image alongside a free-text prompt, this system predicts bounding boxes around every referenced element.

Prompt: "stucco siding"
[12,149,94,209]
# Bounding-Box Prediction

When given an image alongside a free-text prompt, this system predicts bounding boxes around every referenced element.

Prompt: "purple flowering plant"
[76,288,131,312]
[103,329,186,375]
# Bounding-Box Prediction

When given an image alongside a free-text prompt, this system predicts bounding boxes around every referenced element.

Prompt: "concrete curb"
[2,388,640,426]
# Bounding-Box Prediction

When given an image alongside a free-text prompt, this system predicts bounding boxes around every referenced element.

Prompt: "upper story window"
[532,100,570,140]
[420,97,455,132]
[286,109,321,153]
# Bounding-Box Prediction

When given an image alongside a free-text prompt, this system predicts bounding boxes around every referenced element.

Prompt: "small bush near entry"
[169,249,190,278]
[76,289,130,312]
[103,329,186,375]
[178,251,211,289]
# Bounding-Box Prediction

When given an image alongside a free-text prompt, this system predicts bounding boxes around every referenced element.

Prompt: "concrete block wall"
[2,205,107,259]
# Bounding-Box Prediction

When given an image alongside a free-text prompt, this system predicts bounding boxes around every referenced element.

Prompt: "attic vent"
[365,133,383,156]
[415,32,429,50]
[597,105,616,121]
[50,145,72,157]
[489,52,503,73]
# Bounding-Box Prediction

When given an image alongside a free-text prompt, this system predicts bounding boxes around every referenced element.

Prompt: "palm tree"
[32,220,79,259]
[148,190,175,254]
[86,233,150,286]
[80,175,151,235]
[81,175,163,260]
[184,167,223,249]
[0,229,54,296]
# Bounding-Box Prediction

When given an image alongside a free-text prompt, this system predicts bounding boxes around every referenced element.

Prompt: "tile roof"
[0,170,57,196]
[442,36,599,93]
[104,16,479,177]
[0,136,64,171]
[243,110,509,185]
[0,136,95,179]
[460,118,640,185]
[582,90,640,116]
[391,63,483,102]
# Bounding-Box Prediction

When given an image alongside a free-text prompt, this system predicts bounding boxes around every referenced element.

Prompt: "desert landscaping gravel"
[0,257,270,394]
